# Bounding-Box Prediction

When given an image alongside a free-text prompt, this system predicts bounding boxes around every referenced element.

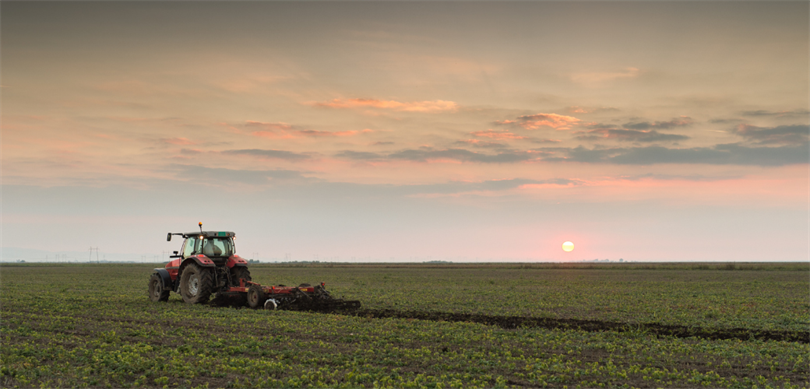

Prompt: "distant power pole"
[89,247,99,263]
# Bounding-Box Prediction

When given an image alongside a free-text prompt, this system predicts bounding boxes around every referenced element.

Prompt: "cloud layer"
[335,143,806,167]
[496,113,581,130]
[313,98,458,113]
[733,124,809,145]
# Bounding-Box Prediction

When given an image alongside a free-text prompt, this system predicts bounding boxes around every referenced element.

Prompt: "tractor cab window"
[202,238,234,258]
[182,237,199,258]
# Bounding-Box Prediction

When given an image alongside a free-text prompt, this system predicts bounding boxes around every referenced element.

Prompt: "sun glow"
[562,241,575,252]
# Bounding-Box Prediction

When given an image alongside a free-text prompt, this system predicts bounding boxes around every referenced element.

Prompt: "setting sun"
[562,241,575,252]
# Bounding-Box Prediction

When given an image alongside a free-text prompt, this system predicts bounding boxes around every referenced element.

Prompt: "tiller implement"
[148,223,361,311]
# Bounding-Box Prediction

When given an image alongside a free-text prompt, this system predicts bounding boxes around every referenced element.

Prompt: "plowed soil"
[337,308,809,343]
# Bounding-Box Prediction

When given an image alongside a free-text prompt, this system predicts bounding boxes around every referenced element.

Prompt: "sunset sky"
[3,1,808,262]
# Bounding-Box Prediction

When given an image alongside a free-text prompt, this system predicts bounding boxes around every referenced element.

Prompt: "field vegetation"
[1,263,808,388]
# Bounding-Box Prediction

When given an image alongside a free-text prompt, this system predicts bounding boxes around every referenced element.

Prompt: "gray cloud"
[623,117,693,130]
[336,147,536,163]
[388,148,534,163]
[492,112,581,130]
[338,141,807,166]
[555,144,808,166]
[402,178,582,195]
[733,124,809,145]
[244,121,296,130]
[709,118,744,124]
[335,150,383,160]
[173,165,309,185]
[575,129,689,142]
[557,146,616,163]
[629,173,744,182]
[222,149,311,160]
[453,139,507,148]
[531,139,562,144]
[741,109,810,117]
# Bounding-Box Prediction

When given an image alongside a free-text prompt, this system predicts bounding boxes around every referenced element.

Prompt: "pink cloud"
[313,98,458,113]
[519,182,579,189]
[516,113,580,130]
[497,113,581,130]
[297,130,368,137]
[245,121,294,131]
[457,139,504,148]
[471,129,527,140]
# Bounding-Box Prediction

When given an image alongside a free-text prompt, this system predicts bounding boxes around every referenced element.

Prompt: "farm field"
[1,263,808,388]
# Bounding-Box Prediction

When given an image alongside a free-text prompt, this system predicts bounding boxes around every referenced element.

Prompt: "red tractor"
[148,223,360,310]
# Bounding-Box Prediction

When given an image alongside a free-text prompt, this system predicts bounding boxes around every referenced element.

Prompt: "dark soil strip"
[207,296,808,343]
[335,308,809,344]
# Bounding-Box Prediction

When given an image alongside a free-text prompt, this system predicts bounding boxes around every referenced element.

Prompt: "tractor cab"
[169,231,236,266]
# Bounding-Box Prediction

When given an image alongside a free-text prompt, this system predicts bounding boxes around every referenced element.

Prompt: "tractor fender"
[226,255,248,268]
[182,255,217,268]
[152,268,174,291]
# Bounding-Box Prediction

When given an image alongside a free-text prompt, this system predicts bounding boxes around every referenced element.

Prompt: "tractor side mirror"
[173,251,179,255]
[167,233,172,242]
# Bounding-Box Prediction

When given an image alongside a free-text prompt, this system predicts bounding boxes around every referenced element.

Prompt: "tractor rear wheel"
[231,266,252,286]
[247,284,266,309]
[180,264,214,304]
[148,273,170,302]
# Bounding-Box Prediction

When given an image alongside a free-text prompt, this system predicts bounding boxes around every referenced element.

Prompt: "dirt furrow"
[333,308,809,344]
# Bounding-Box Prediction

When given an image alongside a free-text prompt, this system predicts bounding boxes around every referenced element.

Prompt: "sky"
[2,1,808,262]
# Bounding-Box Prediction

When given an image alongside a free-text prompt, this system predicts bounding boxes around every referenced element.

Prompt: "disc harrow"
[230,281,362,311]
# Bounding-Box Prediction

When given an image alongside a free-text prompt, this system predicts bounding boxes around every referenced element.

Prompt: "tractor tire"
[180,264,214,304]
[148,273,170,302]
[247,284,266,309]
[231,266,252,286]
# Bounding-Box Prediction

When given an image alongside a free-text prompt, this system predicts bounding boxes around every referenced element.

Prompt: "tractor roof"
[179,231,236,238]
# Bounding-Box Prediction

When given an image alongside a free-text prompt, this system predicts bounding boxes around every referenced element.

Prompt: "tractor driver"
[203,238,224,257]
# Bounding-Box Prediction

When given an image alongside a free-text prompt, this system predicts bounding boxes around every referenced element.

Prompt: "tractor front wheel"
[247,285,266,309]
[148,273,170,302]
[180,264,214,304]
